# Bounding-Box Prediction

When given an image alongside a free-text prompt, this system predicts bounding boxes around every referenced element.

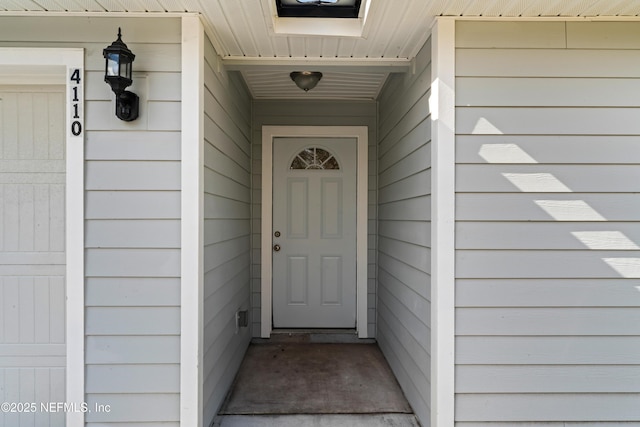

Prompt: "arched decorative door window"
[290,147,340,170]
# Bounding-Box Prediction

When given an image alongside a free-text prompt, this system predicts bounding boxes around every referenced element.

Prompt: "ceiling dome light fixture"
[290,71,323,92]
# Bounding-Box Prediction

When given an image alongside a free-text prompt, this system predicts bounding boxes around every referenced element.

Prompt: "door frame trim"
[0,47,85,427]
[261,126,369,338]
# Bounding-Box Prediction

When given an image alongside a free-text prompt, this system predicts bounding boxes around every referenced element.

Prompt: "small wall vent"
[236,310,249,328]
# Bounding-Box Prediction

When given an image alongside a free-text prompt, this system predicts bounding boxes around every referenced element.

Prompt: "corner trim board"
[180,15,205,427]
[430,17,456,427]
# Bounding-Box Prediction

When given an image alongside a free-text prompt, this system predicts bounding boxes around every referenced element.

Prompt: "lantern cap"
[103,28,135,61]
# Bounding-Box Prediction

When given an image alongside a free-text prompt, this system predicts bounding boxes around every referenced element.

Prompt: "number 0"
[71,121,82,136]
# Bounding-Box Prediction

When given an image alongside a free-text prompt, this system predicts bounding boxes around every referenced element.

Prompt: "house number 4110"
[69,68,83,137]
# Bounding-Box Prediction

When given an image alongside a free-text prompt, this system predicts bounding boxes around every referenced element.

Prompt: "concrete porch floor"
[214,331,421,427]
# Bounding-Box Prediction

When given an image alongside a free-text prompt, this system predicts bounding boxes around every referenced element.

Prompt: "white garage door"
[0,86,66,427]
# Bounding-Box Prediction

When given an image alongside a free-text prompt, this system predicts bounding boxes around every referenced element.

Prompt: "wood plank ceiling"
[2,0,640,99]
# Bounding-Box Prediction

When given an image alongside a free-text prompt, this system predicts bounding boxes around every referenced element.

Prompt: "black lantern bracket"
[103,28,139,121]
[114,90,139,122]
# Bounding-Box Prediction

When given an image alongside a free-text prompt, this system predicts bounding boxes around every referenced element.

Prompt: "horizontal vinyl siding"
[251,100,378,337]
[84,18,182,426]
[0,16,181,427]
[376,38,432,425]
[202,34,253,427]
[0,16,183,427]
[455,21,640,426]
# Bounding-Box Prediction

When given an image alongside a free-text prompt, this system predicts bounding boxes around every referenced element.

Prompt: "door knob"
[273,244,281,252]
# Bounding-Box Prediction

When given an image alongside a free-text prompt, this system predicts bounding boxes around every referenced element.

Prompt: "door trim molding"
[0,47,85,427]
[261,126,369,338]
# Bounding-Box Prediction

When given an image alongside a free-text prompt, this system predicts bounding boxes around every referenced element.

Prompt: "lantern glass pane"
[106,53,119,77]
[123,61,131,79]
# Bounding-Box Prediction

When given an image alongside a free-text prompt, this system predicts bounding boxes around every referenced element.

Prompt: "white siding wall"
[0,16,183,426]
[202,36,253,425]
[455,21,640,425]
[84,17,183,426]
[376,39,432,424]
[251,100,377,337]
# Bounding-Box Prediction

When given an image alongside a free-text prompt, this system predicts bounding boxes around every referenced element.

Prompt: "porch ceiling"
[3,0,640,99]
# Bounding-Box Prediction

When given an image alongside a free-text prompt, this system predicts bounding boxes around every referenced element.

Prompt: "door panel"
[321,256,342,304]
[287,256,308,304]
[288,178,308,238]
[272,138,357,328]
[321,178,342,238]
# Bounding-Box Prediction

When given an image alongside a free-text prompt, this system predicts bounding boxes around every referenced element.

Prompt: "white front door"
[0,86,66,427]
[272,137,357,328]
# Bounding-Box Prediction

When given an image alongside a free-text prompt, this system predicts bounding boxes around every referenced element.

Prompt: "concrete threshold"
[252,329,376,344]
[213,414,421,427]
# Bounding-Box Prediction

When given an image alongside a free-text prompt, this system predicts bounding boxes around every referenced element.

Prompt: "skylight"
[275,0,362,18]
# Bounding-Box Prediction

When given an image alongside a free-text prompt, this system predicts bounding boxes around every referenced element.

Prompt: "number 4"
[70,69,81,83]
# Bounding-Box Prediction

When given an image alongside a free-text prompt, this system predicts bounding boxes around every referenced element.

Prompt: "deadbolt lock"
[274,231,281,238]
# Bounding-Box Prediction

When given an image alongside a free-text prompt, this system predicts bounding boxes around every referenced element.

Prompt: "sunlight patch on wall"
[603,258,640,278]
[502,173,571,192]
[429,78,455,123]
[534,200,606,221]
[479,143,537,163]
[468,118,640,280]
[472,117,503,134]
[571,231,640,250]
